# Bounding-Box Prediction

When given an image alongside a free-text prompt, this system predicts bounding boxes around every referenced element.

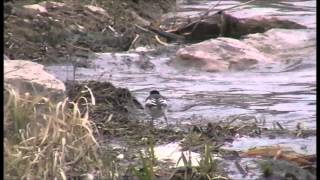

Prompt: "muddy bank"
[65,80,185,145]
[64,80,316,179]
[4,0,175,64]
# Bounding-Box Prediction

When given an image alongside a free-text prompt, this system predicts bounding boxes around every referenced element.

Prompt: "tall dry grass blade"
[59,168,67,180]
[56,101,63,119]
[70,102,82,121]
[53,151,58,174]
[61,98,69,121]
[40,116,52,145]
[4,87,113,179]
[84,85,96,105]
[4,85,14,110]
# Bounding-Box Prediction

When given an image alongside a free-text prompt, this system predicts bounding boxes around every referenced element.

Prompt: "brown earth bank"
[4,0,175,64]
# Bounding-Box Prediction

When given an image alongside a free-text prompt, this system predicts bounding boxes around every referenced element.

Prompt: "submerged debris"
[258,159,316,180]
[241,146,316,167]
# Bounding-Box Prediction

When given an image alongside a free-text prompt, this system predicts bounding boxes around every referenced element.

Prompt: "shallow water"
[47,31,316,130]
[47,0,316,129]
[46,0,316,178]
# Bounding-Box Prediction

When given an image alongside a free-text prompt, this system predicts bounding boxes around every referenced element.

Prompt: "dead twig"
[96,71,109,81]
[135,24,151,33]
[225,115,240,126]
[66,42,93,53]
[235,124,249,132]
[235,160,248,177]
[181,0,258,33]
[275,121,285,130]
[135,23,185,42]
[190,0,222,33]
[200,0,222,17]
[223,0,258,13]
[128,34,140,50]
[155,35,169,46]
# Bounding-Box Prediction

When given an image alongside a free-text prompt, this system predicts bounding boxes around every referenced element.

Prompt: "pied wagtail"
[144,90,168,127]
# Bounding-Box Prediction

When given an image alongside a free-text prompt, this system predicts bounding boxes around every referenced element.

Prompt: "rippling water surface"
[47,0,316,130]
[47,0,316,177]
[46,2,316,175]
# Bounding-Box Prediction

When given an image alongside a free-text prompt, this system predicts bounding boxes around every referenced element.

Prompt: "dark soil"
[4,0,175,64]
[65,80,185,145]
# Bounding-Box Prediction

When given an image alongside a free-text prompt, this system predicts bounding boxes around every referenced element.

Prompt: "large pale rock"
[4,60,65,101]
[174,37,273,72]
[4,55,10,60]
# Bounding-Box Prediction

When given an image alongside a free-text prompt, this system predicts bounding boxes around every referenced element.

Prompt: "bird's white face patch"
[159,98,167,106]
[145,99,157,106]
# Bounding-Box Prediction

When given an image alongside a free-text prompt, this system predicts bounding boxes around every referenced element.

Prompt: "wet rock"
[4,55,10,60]
[163,12,307,42]
[4,60,65,101]
[239,16,307,34]
[173,37,273,72]
[258,160,316,180]
[219,13,307,38]
[243,29,316,54]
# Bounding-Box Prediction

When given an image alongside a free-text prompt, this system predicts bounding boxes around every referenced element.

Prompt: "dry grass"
[4,83,116,179]
[3,81,231,180]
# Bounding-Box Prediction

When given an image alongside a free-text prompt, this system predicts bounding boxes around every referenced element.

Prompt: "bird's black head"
[150,90,160,95]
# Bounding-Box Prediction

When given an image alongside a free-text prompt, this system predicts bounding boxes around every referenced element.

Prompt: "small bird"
[144,90,168,127]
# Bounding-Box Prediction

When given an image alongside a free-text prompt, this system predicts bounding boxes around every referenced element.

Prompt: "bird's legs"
[150,117,154,127]
[164,114,169,127]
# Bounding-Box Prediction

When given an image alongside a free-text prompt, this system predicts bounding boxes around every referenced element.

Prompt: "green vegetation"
[132,138,157,180]
[197,144,218,178]
[174,130,223,180]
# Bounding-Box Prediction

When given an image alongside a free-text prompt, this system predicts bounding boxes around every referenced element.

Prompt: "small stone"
[24,4,48,13]
[117,154,124,159]
[85,5,109,17]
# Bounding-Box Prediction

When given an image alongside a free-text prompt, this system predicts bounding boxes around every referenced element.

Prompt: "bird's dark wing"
[133,98,144,109]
